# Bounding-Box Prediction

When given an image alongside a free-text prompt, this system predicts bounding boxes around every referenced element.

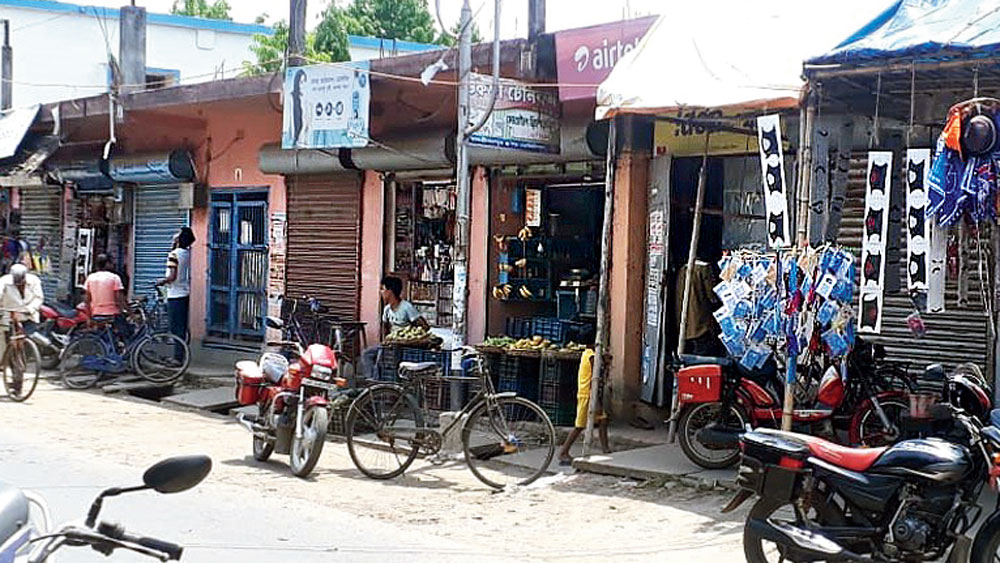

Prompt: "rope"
[907,64,916,149]
[870,72,882,149]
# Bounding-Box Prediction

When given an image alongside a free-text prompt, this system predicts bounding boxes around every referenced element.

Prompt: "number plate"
[302,378,338,391]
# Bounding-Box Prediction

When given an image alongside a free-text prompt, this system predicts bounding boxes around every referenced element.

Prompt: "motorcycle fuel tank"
[869,438,973,484]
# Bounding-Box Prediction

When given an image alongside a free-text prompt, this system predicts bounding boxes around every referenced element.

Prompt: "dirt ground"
[2,381,749,561]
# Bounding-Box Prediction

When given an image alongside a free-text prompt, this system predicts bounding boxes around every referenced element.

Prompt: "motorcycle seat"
[47,301,77,318]
[679,354,733,368]
[398,362,440,378]
[0,482,28,546]
[756,429,886,472]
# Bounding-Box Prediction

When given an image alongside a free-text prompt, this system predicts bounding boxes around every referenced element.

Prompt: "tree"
[436,19,483,47]
[170,0,232,20]
[344,0,438,44]
[242,21,339,76]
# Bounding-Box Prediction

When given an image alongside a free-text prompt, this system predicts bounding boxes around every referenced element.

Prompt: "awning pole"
[797,87,817,246]
[584,117,617,456]
[666,133,710,443]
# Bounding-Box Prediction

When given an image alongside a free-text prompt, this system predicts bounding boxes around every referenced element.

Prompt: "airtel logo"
[572,37,642,73]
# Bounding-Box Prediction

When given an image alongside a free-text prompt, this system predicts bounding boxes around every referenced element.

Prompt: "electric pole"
[1,20,10,110]
[289,0,307,67]
[450,0,474,402]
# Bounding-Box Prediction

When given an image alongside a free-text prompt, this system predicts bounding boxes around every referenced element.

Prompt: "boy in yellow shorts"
[558,348,610,465]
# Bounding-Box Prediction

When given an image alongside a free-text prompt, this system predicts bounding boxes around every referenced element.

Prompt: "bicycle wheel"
[132,333,189,384]
[60,336,104,389]
[2,339,40,402]
[345,384,421,479]
[462,396,556,489]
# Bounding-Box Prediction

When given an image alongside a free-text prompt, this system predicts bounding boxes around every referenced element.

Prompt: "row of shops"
[0,5,997,420]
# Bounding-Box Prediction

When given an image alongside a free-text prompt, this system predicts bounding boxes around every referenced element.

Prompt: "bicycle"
[278,294,358,382]
[0,312,41,402]
[59,297,190,389]
[345,346,556,489]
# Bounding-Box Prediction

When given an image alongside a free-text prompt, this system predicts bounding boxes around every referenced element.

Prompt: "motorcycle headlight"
[312,365,333,380]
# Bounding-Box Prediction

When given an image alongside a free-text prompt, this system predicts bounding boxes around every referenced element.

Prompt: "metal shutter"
[838,154,989,373]
[133,185,189,299]
[285,174,362,321]
[20,185,63,300]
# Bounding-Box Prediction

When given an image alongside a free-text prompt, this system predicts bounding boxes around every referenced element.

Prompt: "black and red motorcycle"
[726,401,1000,562]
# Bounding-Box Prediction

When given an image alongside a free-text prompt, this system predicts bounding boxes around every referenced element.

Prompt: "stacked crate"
[539,354,579,426]
[496,353,540,402]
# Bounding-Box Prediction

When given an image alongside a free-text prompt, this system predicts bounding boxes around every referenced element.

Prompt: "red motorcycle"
[35,301,91,369]
[235,316,345,478]
[673,340,911,469]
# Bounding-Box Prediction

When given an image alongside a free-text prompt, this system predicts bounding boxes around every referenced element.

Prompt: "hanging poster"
[468,74,561,154]
[927,219,947,313]
[808,128,830,245]
[858,151,893,333]
[906,149,931,291]
[525,188,542,227]
[641,156,671,407]
[756,114,790,248]
[281,62,371,149]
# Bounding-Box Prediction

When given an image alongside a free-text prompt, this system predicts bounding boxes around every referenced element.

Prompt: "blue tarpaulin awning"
[809,0,1000,66]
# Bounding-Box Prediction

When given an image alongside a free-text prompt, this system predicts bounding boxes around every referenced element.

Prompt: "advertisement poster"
[858,151,893,333]
[654,110,759,157]
[553,16,656,101]
[525,188,542,226]
[906,148,931,291]
[281,62,370,149]
[468,73,560,154]
[756,114,790,248]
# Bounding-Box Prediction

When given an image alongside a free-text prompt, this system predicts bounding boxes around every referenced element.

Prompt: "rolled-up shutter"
[20,185,63,300]
[285,174,362,321]
[838,154,989,373]
[134,185,189,299]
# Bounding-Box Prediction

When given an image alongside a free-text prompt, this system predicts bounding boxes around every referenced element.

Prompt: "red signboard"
[553,16,657,102]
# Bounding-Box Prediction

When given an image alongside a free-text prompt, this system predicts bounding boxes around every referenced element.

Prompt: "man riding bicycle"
[0,264,43,393]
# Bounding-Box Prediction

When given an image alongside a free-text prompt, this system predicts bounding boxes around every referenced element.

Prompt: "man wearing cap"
[0,264,43,393]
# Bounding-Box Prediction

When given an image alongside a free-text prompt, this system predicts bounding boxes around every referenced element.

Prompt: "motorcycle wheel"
[848,397,909,447]
[677,402,747,470]
[743,497,845,563]
[252,406,274,462]
[970,510,1000,562]
[289,406,328,478]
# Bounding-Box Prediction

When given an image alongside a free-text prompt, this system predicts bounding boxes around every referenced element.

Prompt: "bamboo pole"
[584,118,616,456]
[666,133,711,443]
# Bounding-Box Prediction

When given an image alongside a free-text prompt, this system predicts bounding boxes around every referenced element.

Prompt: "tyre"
[60,336,104,390]
[253,405,274,462]
[39,346,60,371]
[2,339,40,402]
[345,384,420,480]
[290,406,328,478]
[848,397,908,446]
[462,396,556,489]
[677,402,747,469]
[970,510,1000,562]
[132,333,189,384]
[743,497,845,563]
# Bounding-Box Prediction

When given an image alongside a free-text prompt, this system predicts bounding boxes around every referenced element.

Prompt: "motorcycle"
[2,455,211,562]
[234,316,346,478]
[33,302,90,369]
[674,339,912,469]
[724,405,1000,562]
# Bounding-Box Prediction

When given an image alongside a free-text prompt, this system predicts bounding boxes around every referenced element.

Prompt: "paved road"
[0,383,747,562]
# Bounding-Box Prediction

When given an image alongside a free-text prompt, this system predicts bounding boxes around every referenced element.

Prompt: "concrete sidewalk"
[572,443,737,489]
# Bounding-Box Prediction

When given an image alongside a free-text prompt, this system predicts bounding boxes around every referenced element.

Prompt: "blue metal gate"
[134,185,189,299]
[207,190,268,342]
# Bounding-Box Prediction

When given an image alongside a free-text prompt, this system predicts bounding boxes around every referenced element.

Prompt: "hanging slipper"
[629,415,654,431]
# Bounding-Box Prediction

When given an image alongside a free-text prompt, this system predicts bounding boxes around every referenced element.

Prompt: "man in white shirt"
[156,227,194,344]
[0,264,43,391]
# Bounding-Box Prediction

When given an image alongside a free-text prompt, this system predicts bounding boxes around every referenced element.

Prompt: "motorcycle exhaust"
[236,413,273,442]
[746,518,866,562]
[28,332,53,349]
[695,424,742,450]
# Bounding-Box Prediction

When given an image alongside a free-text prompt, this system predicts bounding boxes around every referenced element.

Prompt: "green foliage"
[436,19,483,47]
[170,0,232,20]
[343,0,438,43]
[242,21,337,77]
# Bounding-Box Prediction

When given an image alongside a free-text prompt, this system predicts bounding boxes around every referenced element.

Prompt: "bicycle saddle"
[398,362,440,378]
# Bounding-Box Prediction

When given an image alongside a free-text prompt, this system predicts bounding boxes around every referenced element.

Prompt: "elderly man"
[0,264,43,392]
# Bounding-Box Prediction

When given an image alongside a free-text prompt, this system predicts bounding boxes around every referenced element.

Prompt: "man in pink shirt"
[84,254,125,318]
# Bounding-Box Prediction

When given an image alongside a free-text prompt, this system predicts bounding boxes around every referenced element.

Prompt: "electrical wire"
[12,12,72,32]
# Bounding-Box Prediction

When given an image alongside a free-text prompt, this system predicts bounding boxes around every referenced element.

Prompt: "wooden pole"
[288,0,307,67]
[666,133,711,443]
[584,118,616,456]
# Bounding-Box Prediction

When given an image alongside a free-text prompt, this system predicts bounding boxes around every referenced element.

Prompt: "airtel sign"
[554,16,656,101]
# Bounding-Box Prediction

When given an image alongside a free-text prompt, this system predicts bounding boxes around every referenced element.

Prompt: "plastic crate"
[422,379,451,411]
[377,345,401,382]
[399,347,451,378]
[532,318,565,343]
[542,403,577,427]
[496,355,540,402]
[505,318,534,339]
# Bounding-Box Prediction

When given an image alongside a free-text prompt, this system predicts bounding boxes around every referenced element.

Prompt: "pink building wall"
[359,170,384,348]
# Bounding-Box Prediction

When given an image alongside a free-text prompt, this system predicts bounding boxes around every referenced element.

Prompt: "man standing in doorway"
[156,227,195,344]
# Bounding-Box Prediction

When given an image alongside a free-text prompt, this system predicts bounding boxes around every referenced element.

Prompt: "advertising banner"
[858,151,893,333]
[756,114,790,248]
[281,62,370,149]
[468,74,560,154]
[553,16,656,101]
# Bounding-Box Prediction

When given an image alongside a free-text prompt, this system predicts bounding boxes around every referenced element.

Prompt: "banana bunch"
[384,325,429,344]
[509,335,557,351]
[560,341,588,353]
[518,285,534,299]
[517,226,533,241]
[483,336,516,348]
[492,284,514,299]
[494,235,508,253]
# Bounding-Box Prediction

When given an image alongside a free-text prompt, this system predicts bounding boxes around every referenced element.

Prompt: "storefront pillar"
[608,150,649,416]
[360,169,385,348]
[468,166,489,344]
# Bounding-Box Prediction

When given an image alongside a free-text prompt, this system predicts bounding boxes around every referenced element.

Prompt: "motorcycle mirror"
[142,455,212,494]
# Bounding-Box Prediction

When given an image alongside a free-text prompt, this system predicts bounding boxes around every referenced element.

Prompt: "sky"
[71,0,895,54]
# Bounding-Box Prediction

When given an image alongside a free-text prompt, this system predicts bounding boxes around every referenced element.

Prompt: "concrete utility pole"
[528,0,545,41]
[451,0,474,393]
[119,4,146,95]
[289,0,307,67]
[1,20,11,110]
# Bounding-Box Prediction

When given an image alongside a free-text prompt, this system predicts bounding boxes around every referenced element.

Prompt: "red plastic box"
[676,365,723,403]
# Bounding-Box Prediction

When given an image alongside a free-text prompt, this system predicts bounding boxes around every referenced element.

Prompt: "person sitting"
[84,253,128,340]
[359,276,430,381]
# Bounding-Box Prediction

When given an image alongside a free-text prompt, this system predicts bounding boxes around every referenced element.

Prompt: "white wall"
[0,5,260,106]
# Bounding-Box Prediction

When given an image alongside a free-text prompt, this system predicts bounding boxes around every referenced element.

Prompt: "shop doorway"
[207,190,269,342]
[134,185,189,300]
